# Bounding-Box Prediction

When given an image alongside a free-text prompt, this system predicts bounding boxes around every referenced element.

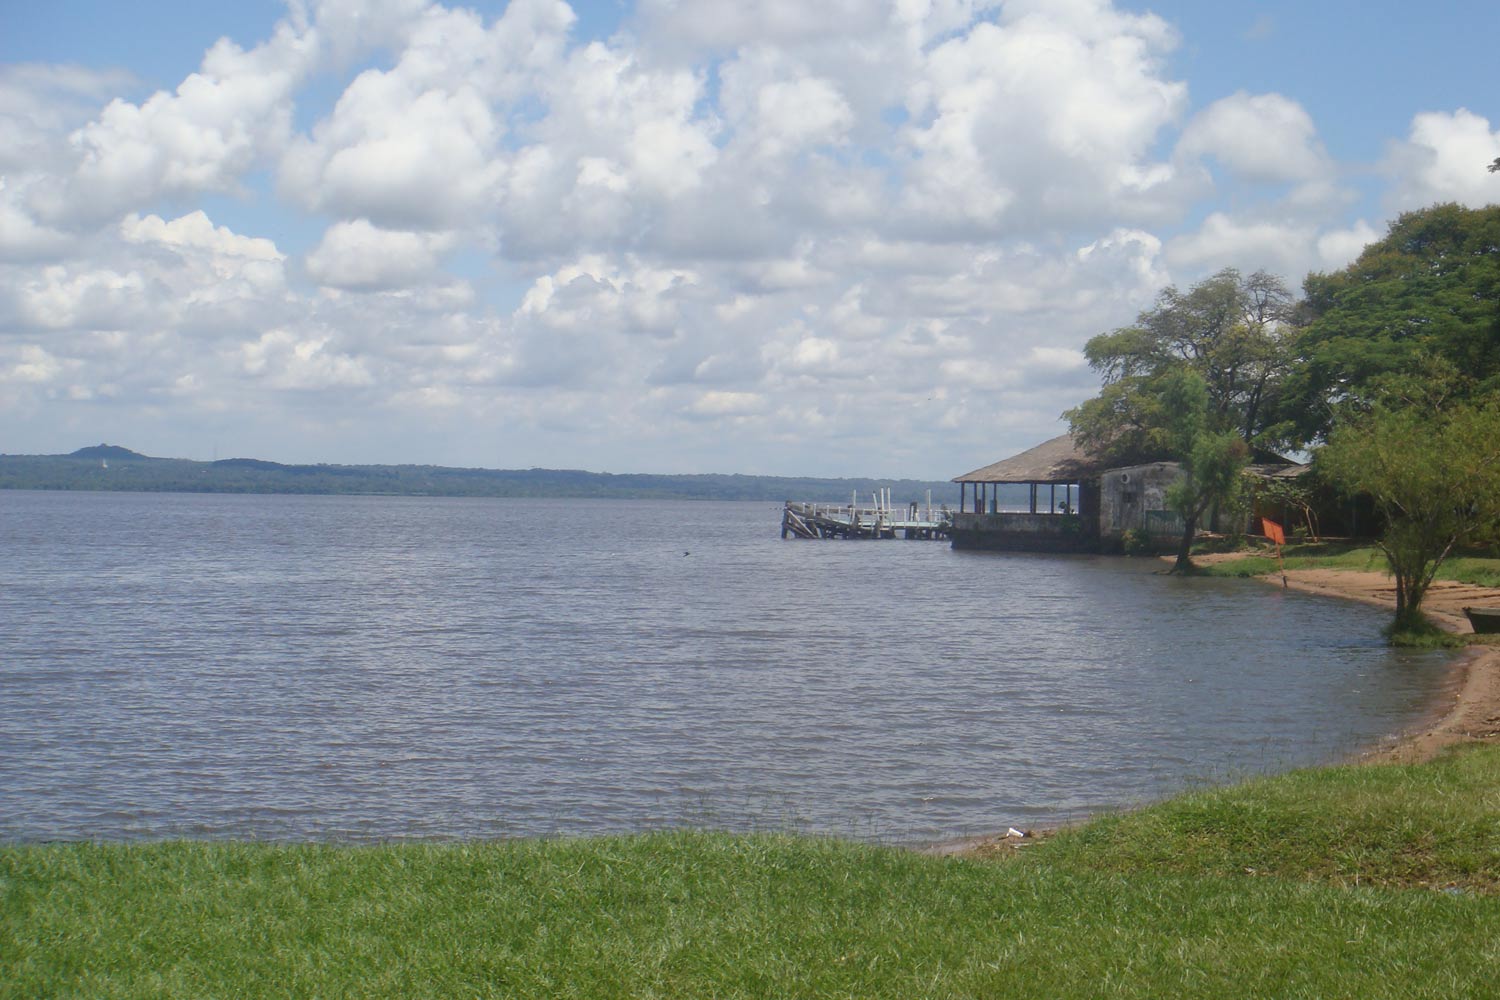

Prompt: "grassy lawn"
[1028,743,1500,892]
[7,745,1500,998]
[1196,541,1500,589]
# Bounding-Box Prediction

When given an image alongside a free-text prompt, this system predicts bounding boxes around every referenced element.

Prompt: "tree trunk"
[1172,511,1198,573]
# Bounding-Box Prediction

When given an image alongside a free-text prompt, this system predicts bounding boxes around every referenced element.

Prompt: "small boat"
[1462,607,1500,634]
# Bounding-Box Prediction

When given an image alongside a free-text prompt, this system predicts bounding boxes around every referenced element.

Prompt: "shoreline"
[936,562,1500,857]
[1271,567,1500,766]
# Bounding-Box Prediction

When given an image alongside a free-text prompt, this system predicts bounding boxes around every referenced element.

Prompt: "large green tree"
[1288,203,1500,444]
[1065,268,1295,466]
[1318,398,1500,631]
[1065,271,1279,567]
[1158,371,1251,572]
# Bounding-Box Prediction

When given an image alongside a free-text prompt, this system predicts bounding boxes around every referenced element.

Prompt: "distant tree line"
[0,447,962,506]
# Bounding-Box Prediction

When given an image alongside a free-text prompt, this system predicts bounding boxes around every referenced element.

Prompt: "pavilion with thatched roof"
[951,432,1315,551]
[948,433,1107,551]
[952,433,1105,514]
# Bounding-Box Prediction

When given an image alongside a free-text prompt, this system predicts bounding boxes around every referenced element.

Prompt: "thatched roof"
[955,433,1310,485]
[1247,462,1310,480]
[952,433,1105,484]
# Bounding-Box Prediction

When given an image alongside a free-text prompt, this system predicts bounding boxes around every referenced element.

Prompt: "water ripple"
[0,491,1450,844]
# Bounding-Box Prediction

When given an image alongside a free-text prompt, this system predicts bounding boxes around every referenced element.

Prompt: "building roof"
[954,433,1311,485]
[1247,461,1311,480]
[952,433,1105,484]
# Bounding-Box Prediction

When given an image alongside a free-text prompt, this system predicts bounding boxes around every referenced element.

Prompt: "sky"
[2,0,1498,478]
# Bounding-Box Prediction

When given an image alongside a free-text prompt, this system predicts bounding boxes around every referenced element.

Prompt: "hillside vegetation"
[0,447,961,504]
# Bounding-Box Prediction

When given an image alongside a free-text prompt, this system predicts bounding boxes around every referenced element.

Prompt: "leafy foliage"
[1064,272,1273,567]
[1318,399,1500,628]
[1065,267,1296,465]
[1157,371,1251,571]
[1250,475,1321,540]
[1289,203,1500,444]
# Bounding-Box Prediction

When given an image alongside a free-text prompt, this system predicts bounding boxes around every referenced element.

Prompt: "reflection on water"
[0,491,1449,844]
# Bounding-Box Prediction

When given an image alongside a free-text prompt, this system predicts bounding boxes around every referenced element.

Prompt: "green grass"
[1195,541,1385,578]
[1198,541,1500,589]
[1029,743,1500,893]
[8,748,1500,997]
[1440,555,1500,589]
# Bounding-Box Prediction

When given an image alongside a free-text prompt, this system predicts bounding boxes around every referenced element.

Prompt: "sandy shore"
[933,561,1500,857]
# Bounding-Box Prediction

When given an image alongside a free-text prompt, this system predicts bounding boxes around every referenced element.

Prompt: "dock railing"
[781,492,953,540]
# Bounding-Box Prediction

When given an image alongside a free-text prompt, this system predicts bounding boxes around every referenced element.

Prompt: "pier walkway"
[781,492,951,540]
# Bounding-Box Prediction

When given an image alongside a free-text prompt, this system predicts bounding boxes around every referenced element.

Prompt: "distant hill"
[68,444,148,460]
[0,447,963,504]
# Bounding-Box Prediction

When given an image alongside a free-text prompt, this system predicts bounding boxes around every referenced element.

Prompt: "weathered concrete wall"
[948,512,1097,552]
[1097,462,1182,540]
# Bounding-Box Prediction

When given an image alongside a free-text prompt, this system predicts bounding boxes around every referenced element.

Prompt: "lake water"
[0,490,1451,845]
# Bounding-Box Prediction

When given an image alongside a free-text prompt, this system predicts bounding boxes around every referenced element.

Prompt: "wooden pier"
[781,490,951,540]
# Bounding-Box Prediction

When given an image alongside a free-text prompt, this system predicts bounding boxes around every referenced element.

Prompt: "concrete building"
[951,434,1304,552]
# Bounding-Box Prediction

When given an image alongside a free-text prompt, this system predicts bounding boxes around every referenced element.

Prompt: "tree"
[1066,268,1296,466]
[1157,371,1251,572]
[1251,475,1320,541]
[1318,399,1500,631]
[1288,204,1500,445]
[1065,268,1288,566]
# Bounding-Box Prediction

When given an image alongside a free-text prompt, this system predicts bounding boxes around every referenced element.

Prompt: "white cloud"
[282,68,503,228]
[896,3,1187,236]
[788,336,840,370]
[519,254,697,337]
[1164,212,1316,276]
[4,0,1492,476]
[0,63,135,173]
[0,179,74,261]
[1383,108,1500,210]
[278,1,577,231]
[688,389,766,416]
[632,0,894,54]
[39,23,317,224]
[1025,345,1087,372]
[240,327,375,390]
[717,53,854,164]
[1314,220,1382,271]
[122,211,283,268]
[12,263,149,331]
[1176,91,1329,183]
[2,343,73,384]
[116,211,289,325]
[303,0,435,65]
[305,218,452,290]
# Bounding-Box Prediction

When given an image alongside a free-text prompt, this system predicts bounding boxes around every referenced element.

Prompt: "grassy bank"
[1196,541,1500,589]
[7,746,1500,998]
